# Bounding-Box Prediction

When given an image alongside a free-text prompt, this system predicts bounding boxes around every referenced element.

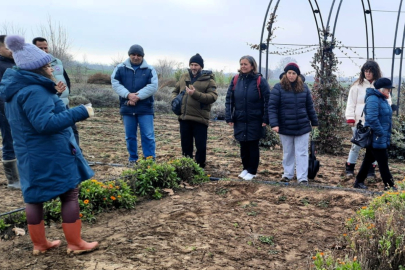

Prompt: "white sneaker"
[243,173,256,181]
[238,170,248,178]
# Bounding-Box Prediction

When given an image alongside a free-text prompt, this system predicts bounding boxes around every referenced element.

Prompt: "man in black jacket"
[0,35,20,189]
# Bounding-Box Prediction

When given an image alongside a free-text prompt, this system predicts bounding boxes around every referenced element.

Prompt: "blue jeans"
[123,114,155,161]
[0,101,15,160]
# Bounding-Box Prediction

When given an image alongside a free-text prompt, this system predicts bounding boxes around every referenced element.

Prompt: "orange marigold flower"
[118,195,121,198]
[116,186,120,189]
[111,196,116,201]
[319,252,324,256]
[91,179,97,182]
[84,200,89,204]
[79,213,83,218]
[343,234,347,237]
[87,189,90,192]
[361,206,367,209]
[312,256,316,260]
[103,185,107,188]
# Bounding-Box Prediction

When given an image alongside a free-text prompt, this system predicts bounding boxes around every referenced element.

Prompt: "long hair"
[280,73,304,92]
[29,65,55,82]
[354,60,382,85]
[237,55,258,75]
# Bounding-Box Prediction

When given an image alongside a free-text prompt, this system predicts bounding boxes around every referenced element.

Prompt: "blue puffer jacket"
[0,68,93,204]
[268,82,318,136]
[225,73,270,141]
[111,59,158,115]
[364,88,392,149]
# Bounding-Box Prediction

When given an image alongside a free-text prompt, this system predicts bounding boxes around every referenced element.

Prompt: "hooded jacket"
[345,79,392,124]
[225,73,270,141]
[111,58,158,115]
[364,88,392,149]
[269,82,318,136]
[172,70,217,126]
[0,55,15,109]
[0,68,93,203]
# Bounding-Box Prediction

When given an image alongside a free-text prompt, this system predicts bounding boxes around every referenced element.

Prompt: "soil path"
[0,108,402,269]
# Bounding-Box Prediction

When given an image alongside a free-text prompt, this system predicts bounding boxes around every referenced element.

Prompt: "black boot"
[3,159,21,189]
[367,164,376,179]
[383,178,397,191]
[345,162,355,177]
[353,179,368,189]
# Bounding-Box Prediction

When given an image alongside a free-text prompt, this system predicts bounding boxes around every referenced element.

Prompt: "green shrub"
[122,158,180,198]
[171,157,209,185]
[259,126,280,148]
[87,72,111,84]
[312,252,361,270]
[389,115,405,159]
[339,181,405,269]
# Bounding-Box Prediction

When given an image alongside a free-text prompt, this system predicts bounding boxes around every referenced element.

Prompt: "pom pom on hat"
[5,35,25,51]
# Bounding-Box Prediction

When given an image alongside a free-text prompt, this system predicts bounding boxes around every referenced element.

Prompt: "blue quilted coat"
[364,88,392,149]
[0,68,93,203]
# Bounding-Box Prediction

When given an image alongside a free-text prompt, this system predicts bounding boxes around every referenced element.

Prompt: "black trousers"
[179,120,208,168]
[240,140,260,175]
[356,147,394,187]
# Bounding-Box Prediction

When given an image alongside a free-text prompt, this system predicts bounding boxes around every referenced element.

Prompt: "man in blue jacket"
[111,44,158,163]
[0,35,20,189]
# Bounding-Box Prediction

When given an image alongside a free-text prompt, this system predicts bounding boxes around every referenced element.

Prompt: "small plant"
[258,235,274,245]
[247,211,259,216]
[171,157,209,185]
[300,197,310,206]
[259,126,280,148]
[216,188,228,195]
[278,195,287,202]
[317,200,330,208]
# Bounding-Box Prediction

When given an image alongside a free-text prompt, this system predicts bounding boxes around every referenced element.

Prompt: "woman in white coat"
[345,60,390,177]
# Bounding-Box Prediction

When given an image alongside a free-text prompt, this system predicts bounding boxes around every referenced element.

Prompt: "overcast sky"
[2,0,405,78]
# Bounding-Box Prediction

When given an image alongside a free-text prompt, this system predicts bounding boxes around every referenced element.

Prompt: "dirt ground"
[0,108,403,269]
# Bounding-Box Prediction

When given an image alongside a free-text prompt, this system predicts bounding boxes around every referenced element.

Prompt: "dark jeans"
[356,147,394,187]
[0,100,15,160]
[240,140,260,175]
[25,188,80,225]
[179,120,207,168]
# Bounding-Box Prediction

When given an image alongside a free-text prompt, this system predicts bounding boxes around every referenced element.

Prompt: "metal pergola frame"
[258,0,404,115]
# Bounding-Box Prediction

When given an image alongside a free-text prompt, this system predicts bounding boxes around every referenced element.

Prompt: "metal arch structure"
[258,0,376,79]
[258,0,325,79]
[390,0,404,115]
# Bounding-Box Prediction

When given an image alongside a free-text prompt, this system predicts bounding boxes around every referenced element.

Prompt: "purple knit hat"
[5,35,52,70]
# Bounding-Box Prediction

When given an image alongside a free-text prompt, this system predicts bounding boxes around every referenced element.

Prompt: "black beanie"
[284,62,301,76]
[128,44,144,57]
[189,53,204,68]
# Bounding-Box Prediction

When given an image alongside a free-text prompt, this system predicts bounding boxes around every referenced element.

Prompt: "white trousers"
[279,132,310,182]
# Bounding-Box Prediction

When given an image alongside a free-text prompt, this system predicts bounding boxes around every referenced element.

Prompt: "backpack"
[232,74,262,98]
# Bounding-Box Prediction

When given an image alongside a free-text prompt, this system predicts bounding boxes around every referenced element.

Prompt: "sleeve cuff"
[346,119,355,123]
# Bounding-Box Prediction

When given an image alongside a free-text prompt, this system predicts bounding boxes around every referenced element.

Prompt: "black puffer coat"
[268,82,318,136]
[225,73,270,141]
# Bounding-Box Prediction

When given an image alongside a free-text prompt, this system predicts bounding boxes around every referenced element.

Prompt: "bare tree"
[1,22,26,36]
[111,53,125,67]
[39,16,73,67]
[154,59,179,79]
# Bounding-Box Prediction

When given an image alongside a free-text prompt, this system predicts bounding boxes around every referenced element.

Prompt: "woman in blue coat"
[0,36,98,255]
[225,56,270,181]
[353,78,396,190]
[268,63,318,184]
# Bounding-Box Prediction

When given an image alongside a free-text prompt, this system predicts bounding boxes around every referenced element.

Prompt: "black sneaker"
[281,177,291,182]
[299,180,308,185]
[353,182,368,189]
[384,186,398,191]
[345,162,355,177]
